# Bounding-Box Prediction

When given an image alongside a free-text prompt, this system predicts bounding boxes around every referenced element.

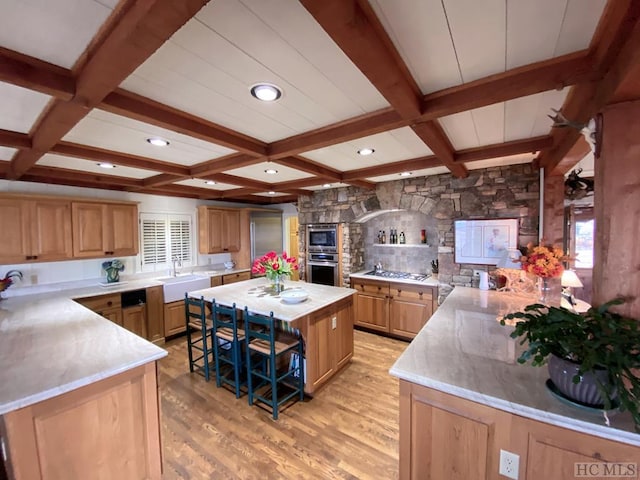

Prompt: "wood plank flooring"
[159,330,408,479]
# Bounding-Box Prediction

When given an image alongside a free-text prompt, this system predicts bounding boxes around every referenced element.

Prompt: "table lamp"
[561,269,583,306]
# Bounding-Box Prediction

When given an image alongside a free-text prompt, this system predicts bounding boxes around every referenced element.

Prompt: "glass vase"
[538,277,550,303]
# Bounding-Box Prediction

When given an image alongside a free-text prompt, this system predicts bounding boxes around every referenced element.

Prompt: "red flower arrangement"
[520,243,567,278]
[251,251,298,280]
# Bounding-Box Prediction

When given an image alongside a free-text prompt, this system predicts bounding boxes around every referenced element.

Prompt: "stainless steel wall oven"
[306,252,340,287]
[306,224,338,253]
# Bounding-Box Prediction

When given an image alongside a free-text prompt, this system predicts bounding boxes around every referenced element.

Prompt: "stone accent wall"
[298,164,540,289]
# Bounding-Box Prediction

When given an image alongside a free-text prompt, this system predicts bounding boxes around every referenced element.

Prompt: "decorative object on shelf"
[0,270,23,298]
[520,242,567,303]
[420,229,426,244]
[431,259,438,279]
[102,259,125,283]
[399,231,405,244]
[251,251,298,294]
[500,298,640,430]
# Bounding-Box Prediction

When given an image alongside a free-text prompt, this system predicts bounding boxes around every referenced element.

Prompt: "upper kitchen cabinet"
[72,202,138,258]
[197,206,240,254]
[0,197,73,264]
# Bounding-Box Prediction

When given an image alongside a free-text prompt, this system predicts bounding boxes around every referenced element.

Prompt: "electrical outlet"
[331,316,337,329]
[473,269,483,277]
[30,274,38,285]
[499,449,519,479]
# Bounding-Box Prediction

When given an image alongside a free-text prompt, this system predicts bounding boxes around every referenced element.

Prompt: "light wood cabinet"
[222,271,251,284]
[72,202,138,258]
[164,299,186,337]
[122,305,147,338]
[76,293,122,327]
[302,296,354,394]
[211,276,223,287]
[351,278,437,339]
[399,380,640,480]
[1,362,162,480]
[0,197,73,264]
[197,206,241,254]
[145,286,164,343]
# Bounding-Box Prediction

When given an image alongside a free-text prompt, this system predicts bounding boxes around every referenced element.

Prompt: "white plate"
[280,289,309,304]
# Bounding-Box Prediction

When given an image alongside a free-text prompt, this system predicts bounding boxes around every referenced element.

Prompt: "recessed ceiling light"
[357,148,374,156]
[97,162,116,169]
[205,180,216,185]
[264,168,278,175]
[323,183,331,188]
[250,83,282,102]
[267,191,276,195]
[146,137,170,147]
[399,171,412,177]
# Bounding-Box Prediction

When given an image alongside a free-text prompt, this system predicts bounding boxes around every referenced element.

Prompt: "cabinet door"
[211,276,223,287]
[0,198,31,263]
[354,293,389,332]
[30,199,73,261]
[105,203,138,256]
[99,307,123,327]
[389,286,433,339]
[145,286,164,343]
[222,210,240,252]
[164,300,186,336]
[72,202,106,257]
[122,305,147,338]
[203,209,224,253]
[222,271,250,284]
[334,298,354,371]
[306,309,336,391]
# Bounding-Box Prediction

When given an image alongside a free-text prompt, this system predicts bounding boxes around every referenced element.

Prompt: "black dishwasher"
[121,289,146,308]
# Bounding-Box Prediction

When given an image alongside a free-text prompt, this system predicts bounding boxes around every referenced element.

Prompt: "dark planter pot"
[547,354,614,407]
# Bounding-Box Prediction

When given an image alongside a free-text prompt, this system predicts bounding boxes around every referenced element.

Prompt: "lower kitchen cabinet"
[164,299,186,337]
[76,293,122,327]
[399,380,640,480]
[1,362,162,480]
[145,286,164,343]
[222,271,251,284]
[351,278,437,340]
[122,305,147,338]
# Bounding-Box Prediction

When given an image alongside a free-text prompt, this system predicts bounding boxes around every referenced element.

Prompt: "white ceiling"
[0,0,609,200]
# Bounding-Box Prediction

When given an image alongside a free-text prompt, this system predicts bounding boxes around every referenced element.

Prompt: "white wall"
[0,180,292,286]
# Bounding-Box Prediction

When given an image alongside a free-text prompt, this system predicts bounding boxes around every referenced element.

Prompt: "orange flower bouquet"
[520,244,567,278]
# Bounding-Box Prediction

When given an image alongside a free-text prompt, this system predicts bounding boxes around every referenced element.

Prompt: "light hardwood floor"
[159,330,408,479]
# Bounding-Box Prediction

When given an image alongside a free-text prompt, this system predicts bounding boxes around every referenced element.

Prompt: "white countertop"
[390,287,640,446]
[189,277,355,322]
[0,285,167,416]
[349,269,441,287]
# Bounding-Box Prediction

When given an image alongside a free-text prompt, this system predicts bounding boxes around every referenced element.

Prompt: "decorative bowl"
[224,261,235,270]
[280,289,309,304]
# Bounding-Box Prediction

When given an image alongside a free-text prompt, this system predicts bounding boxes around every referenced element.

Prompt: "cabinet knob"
[419,292,423,297]
[107,301,113,307]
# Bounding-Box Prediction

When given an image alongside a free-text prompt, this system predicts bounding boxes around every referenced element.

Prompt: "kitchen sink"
[156,274,211,303]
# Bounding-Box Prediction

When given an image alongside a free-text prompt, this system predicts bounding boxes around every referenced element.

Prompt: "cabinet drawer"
[389,284,433,303]
[222,271,250,284]
[351,281,389,297]
[76,293,121,311]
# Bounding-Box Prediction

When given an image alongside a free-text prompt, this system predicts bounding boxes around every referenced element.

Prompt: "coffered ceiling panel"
[554,0,607,56]
[63,110,236,166]
[175,179,239,191]
[226,162,314,183]
[0,82,51,133]
[38,154,159,179]
[0,0,117,69]
[302,127,434,171]
[0,147,17,162]
[120,0,388,142]
[367,166,451,184]
[504,89,570,141]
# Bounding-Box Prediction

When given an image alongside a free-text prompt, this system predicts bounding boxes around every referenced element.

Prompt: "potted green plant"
[501,299,640,430]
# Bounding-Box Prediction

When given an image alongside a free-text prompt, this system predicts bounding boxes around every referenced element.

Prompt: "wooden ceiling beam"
[540,1,640,175]
[274,156,343,181]
[454,136,553,163]
[51,142,191,176]
[342,155,440,181]
[20,175,129,192]
[411,122,468,178]
[189,153,261,178]
[101,90,267,156]
[27,165,144,187]
[8,0,210,180]
[300,0,422,119]
[272,177,334,190]
[0,129,31,150]
[204,173,271,190]
[0,47,75,100]
[141,173,187,188]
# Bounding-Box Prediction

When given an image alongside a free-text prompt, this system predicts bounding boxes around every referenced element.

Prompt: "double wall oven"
[306,224,340,286]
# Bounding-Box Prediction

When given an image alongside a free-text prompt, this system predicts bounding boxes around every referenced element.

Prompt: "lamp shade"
[561,269,583,288]
[497,248,522,269]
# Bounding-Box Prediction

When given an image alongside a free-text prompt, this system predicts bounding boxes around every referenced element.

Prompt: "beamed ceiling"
[1,0,640,205]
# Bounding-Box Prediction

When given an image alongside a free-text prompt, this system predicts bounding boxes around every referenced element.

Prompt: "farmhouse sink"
[156,274,211,303]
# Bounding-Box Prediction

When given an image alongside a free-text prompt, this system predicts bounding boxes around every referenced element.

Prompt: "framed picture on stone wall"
[454,218,518,265]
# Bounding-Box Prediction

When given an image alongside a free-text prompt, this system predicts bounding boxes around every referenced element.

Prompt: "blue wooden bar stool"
[244,308,304,420]
[185,294,214,381]
[211,300,246,398]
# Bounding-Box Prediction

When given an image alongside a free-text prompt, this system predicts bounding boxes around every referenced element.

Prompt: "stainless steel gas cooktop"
[365,270,430,282]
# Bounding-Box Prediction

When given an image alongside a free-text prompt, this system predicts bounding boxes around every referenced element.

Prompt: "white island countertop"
[0,290,167,416]
[189,277,355,322]
[390,287,640,447]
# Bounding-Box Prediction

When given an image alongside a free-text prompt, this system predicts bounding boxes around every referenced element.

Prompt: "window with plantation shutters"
[140,213,193,271]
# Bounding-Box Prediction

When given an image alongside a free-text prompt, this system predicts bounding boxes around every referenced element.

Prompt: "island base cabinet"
[1,362,162,480]
[399,380,640,480]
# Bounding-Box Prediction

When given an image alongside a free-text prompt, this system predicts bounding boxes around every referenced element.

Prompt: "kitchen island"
[0,292,167,479]
[390,287,639,479]
[190,278,356,394]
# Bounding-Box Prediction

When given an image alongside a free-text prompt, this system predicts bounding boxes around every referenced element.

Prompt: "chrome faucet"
[171,255,182,277]
[375,262,383,273]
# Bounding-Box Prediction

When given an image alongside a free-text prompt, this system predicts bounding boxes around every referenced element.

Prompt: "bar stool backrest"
[185,295,207,326]
[244,308,276,348]
[212,300,238,333]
